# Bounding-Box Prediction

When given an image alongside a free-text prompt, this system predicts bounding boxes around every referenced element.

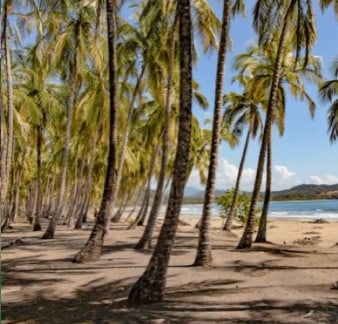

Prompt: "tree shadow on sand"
[3,276,338,323]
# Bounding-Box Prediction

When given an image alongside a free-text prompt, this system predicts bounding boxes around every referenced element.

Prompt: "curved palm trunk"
[42,53,77,239]
[255,129,272,242]
[237,1,295,249]
[194,0,231,267]
[128,0,192,303]
[134,15,177,250]
[73,0,117,263]
[223,129,250,231]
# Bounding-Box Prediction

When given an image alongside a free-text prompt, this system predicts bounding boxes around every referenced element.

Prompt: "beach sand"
[2,214,338,323]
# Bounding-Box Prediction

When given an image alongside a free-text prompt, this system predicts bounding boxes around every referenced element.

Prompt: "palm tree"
[1,0,15,230]
[320,0,338,17]
[194,0,245,267]
[42,2,96,239]
[128,0,192,303]
[222,90,263,232]
[73,0,118,263]
[237,0,318,249]
[319,59,338,143]
[233,41,321,243]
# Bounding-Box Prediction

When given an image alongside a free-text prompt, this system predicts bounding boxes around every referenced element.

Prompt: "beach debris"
[308,218,328,224]
[331,281,338,290]
[293,236,321,245]
[304,310,315,318]
[1,238,25,250]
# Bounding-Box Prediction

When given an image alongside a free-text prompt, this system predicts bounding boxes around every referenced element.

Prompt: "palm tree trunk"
[0,50,8,224]
[1,4,13,230]
[194,0,231,267]
[237,1,294,249]
[223,129,250,231]
[73,0,118,263]
[128,0,192,303]
[255,129,272,242]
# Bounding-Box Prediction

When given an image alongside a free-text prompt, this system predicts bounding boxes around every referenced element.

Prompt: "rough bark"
[194,0,231,267]
[237,2,294,249]
[128,0,192,303]
[73,0,117,262]
[1,4,13,229]
[255,129,272,242]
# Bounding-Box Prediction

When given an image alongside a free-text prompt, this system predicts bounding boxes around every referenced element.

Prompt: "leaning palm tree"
[222,90,264,232]
[193,0,245,267]
[237,0,318,249]
[128,0,193,303]
[73,0,118,263]
[319,59,338,143]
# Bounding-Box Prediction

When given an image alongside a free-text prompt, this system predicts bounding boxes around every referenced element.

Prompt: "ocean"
[177,199,338,220]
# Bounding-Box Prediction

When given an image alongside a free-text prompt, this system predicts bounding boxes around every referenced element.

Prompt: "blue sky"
[188,1,338,191]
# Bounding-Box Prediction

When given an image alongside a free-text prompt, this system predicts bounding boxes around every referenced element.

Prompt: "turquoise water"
[179,199,338,219]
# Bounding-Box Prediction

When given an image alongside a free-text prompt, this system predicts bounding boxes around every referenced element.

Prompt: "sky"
[187,1,338,191]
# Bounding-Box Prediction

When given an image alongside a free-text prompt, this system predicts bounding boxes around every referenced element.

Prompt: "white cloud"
[274,165,296,179]
[272,165,300,190]
[309,174,338,185]
[187,159,301,191]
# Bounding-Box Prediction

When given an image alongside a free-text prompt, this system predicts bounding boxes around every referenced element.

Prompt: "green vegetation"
[216,188,259,224]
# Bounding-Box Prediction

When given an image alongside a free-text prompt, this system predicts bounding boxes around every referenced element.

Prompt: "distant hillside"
[270,184,338,200]
[183,184,338,203]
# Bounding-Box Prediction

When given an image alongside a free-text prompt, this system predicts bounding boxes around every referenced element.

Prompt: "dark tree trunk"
[73,0,117,262]
[237,2,294,249]
[194,0,232,267]
[255,129,272,242]
[128,0,192,303]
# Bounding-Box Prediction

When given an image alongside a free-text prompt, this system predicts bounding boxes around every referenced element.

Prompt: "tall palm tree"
[230,42,308,241]
[222,90,263,232]
[42,2,96,239]
[128,0,192,303]
[237,0,318,249]
[73,0,118,263]
[0,0,14,230]
[319,59,338,143]
[194,0,245,267]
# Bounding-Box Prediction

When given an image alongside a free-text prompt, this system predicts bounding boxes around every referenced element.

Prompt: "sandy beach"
[2,214,338,323]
